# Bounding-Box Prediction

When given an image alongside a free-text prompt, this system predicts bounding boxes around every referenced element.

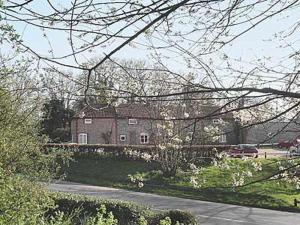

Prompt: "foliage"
[43,204,118,225]
[47,193,197,225]
[154,116,185,177]
[0,87,68,179]
[0,169,54,225]
[85,205,118,225]
[0,82,70,224]
[128,173,146,189]
[44,143,229,166]
[156,211,197,225]
[136,216,148,225]
[159,217,172,225]
[40,97,74,143]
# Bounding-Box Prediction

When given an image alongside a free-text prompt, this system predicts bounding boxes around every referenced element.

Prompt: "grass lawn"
[65,156,300,212]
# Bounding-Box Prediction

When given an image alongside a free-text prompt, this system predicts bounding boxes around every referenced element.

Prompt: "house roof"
[116,103,152,118]
[73,105,116,118]
[73,103,233,120]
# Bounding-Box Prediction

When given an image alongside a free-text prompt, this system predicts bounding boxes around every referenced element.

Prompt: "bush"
[0,87,69,224]
[152,211,198,225]
[44,143,232,164]
[0,173,55,225]
[47,193,198,225]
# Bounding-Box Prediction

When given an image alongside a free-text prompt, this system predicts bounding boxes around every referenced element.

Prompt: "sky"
[2,0,300,88]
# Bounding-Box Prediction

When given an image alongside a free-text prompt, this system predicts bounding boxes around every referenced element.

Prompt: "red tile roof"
[116,103,152,118]
[73,105,116,118]
[73,103,233,120]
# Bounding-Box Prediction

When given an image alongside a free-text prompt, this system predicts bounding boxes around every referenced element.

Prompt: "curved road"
[48,182,300,225]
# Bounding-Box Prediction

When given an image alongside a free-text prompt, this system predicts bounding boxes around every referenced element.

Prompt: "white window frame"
[213,119,219,124]
[78,133,88,144]
[84,118,92,124]
[120,134,126,142]
[140,133,149,144]
[128,118,137,125]
[219,134,227,143]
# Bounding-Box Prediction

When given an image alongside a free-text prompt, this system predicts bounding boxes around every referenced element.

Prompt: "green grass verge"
[65,157,300,212]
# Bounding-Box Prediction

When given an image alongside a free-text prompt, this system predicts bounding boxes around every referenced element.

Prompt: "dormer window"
[84,118,92,124]
[129,119,137,125]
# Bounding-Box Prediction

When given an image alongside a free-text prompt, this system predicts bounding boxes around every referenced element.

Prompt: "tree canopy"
[0,1,298,126]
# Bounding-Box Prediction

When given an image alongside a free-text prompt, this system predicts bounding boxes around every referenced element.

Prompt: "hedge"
[44,143,232,161]
[47,193,198,225]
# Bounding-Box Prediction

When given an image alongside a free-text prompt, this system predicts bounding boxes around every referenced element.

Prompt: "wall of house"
[183,119,237,145]
[116,118,154,145]
[246,122,300,144]
[71,118,117,144]
[70,117,240,145]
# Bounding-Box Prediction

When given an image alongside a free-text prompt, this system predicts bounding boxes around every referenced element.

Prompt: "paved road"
[48,182,300,225]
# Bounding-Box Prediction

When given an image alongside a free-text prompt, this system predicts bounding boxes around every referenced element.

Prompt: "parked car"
[288,139,300,156]
[290,148,300,157]
[277,139,299,149]
[229,144,258,158]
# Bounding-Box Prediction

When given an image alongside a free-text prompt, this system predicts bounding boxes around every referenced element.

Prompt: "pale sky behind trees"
[5,0,300,84]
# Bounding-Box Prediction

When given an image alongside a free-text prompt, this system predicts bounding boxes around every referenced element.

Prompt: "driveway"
[48,182,300,225]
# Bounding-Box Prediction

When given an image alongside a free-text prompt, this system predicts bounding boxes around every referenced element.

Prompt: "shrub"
[45,143,232,165]
[150,211,198,225]
[0,87,68,225]
[0,173,55,225]
[47,193,198,225]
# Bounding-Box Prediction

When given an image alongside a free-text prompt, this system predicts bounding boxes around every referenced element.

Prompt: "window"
[78,133,88,144]
[140,133,149,144]
[213,119,219,124]
[120,134,126,142]
[84,118,92,124]
[129,119,137,125]
[219,134,227,143]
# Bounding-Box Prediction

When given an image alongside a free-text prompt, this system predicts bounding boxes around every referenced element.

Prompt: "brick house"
[71,103,241,145]
[71,104,156,145]
[70,105,117,144]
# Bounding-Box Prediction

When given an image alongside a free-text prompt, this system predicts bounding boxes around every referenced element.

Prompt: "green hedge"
[44,143,232,161]
[47,193,198,225]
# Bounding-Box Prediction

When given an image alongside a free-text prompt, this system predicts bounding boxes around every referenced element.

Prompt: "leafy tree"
[40,98,74,143]
[0,85,70,224]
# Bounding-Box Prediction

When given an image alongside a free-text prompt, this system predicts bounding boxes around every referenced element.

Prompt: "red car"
[229,144,258,158]
[277,140,299,149]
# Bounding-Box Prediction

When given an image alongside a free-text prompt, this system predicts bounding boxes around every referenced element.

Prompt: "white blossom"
[190,176,199,188]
